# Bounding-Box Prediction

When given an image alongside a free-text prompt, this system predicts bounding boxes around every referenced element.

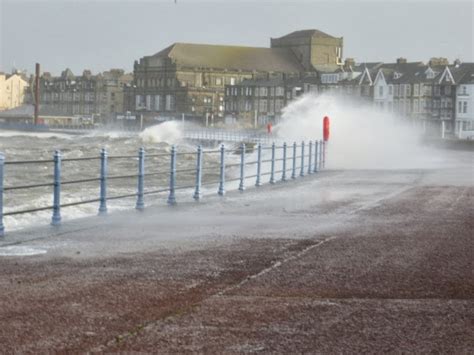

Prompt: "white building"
[453,66,474,138]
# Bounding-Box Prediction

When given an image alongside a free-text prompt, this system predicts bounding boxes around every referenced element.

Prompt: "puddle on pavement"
[0,246,48,256]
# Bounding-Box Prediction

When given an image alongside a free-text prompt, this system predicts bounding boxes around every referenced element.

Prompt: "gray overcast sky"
[0,0,472,75]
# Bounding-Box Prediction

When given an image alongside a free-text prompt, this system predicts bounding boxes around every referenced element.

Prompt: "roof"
[451,63,474,84]
[353,62,384,72]
[272,29,338,40]
[151,43,305,73]
[375,62,427,84]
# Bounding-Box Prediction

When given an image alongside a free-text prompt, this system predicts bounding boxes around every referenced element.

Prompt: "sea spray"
[274,93,439,170]
[140,121,183,145]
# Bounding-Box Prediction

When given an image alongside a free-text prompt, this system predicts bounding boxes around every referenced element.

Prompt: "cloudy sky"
[0,0,472,75]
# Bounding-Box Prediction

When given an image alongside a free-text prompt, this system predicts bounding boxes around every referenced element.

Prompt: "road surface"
[0,149,472,353]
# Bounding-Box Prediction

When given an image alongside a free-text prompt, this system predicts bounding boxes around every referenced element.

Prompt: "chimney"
[344,58,355,70]
[428,57,449,67]
[396,58,407,64]
[454,58,462,68]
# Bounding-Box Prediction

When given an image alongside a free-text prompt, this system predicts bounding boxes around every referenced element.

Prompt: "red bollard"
[267,122,272,134]
[323,116,330,142]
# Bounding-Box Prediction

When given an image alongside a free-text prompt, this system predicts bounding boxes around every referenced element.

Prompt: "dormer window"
[426,67,435,79]
[393,72,402,79]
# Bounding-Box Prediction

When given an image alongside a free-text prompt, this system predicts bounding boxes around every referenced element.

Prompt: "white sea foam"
[0,246,48,256]
[140,121,183,145]
[0,129,73,139]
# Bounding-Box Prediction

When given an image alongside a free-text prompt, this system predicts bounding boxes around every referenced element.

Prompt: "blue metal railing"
[183,128,273,144]
[0,139,327,237]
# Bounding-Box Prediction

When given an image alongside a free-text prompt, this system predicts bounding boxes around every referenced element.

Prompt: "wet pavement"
[0,150,472,353]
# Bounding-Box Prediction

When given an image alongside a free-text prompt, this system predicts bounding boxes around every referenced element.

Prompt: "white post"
[441,120,446,139]
[458,120,463,139]
[182,113,185,124]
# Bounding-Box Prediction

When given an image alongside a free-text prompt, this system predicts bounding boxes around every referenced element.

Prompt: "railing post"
[0,153,4,237]
[300,141,305,177]
[281,142,287,181]
[322,140,326,168]
[319,140,324,170]
[218,144,225,196]
[255,143,262,187]
[51,150,62,226]
[308,140,313,174]
[291,142,297,179]
[238,143,246,192]
[136,147,145,210]
[270,142,276,184]
[313,140,319,173]
[167,145,177,205]
[98,148,108,215]
[193,145,203,200]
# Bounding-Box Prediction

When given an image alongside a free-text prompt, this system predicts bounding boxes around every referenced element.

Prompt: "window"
[463,101,468,113]
[458,101,462,113]
[275,99,284,112]
[414,84,419,96]
[135,95,144,110]
[445,86,451,95]
[414,99,419,113]
[165,95,174,111]
[424,85,432,96]
[378,86,383,97]
[245,100,252,111]
[154,95,161,111]
[406,85,411,97]
[394,85,399,96]
[145,95,152,110]
[462,86,467,95]
[215,78,222,86]
[388,85,393,95]
[230,77,236,86]
[434,86,440,96]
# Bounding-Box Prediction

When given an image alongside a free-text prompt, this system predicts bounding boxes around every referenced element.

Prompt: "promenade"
[0,150,472,353]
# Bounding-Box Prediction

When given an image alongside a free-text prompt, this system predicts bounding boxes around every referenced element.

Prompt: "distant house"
[0,72,29,111]
[449,63,474,138]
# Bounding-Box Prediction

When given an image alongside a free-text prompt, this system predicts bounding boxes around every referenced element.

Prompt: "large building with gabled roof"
[128,29,343,122]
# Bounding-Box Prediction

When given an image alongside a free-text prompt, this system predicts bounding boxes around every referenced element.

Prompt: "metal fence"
[183,128,273,144]
[0,139,326,237]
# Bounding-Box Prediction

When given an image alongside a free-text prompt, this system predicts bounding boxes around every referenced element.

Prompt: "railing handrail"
[0,139,327,238]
